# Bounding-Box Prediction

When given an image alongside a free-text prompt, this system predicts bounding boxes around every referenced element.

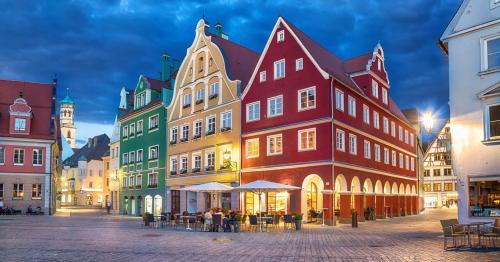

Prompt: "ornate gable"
[9,97,32,135]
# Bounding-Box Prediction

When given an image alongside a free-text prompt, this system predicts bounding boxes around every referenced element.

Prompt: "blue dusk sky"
[0,0,460,145]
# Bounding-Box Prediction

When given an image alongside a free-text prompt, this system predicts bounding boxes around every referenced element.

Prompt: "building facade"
[241,17,418,224]
[440,0,500,222]
[0,79,59,214]
[423,122,457,208]
[166,19,259,214]
[108,117,121,213]
[119,58,177,216]
[61,134,110,207]
[60,93,76,148]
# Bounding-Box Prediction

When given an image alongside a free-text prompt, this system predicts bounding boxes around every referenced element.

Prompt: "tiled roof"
[343,53,371,73]
[210,34,260,91]
[143,76,171,92]
[63,134,110,167]
[118,99,162,121]
[0,79,55,140]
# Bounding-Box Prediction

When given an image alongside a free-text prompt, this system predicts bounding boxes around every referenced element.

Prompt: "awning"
[179,182,233,192]
[232,180,300,193]
[469,176,500,182]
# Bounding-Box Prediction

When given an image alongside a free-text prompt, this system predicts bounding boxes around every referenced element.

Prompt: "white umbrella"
[232,180,300,231]
[180,182,233,210]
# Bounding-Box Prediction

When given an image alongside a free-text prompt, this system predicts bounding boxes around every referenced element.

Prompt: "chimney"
[161,53,170,81]
[215,22,222,37]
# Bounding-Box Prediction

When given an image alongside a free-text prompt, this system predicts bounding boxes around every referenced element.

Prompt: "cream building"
[166,19,259,214]
[108,117,121,212]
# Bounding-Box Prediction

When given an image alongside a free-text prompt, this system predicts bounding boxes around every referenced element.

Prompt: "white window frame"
[298,86,316,111]
[221,110,232,130]
[485,103,500,140]
[32,149,43,166]
[196,88,205,102]
[481,34,500,71]
[348,96,356,117]
[181,124,189,140]
[209,82,219,97]
[399,153,404,168]
[267,134,283,156]
[170,126,178,142]
[404,130,409,144]
[277,30,285,42]
[14,118,26,131]
[259,71,266,82]
[0,147,4,165]
[129,123,135,137]
[267,95,283,117]
[149,145,159,160]
[392,151,397,166]
[405,155,410,170]
[363,104,370,124]
[192,153,201,169]
[383,117,389,134]
[411,158,415,171]
[298,128,316,151]
[137,120,143,134]
[336,129,345,152]
[295,58,303,71]
[193,120,202,137]
[149,114,159,130]
[349,134,357,155]
[13,148,24,165]
[246,101,260,122]
[373,111,379,129]
[364,140,371,159]
[206,115,216,134]
[273,59,285,80]
[183,93,192,107]
[398,126,403,141]
[391,122,396,137]
[136,149,143,162]
[384,148,389,164]
[382,88,388,105]
[335,89,344,111]
[170,156,178,173]
[372,80,379,98]
[374,144,381,162]
[410,133,415,147]
[245,138,259,159]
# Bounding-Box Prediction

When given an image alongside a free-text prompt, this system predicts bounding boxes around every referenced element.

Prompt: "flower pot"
[233,222,240,233]
[295,220,302,230]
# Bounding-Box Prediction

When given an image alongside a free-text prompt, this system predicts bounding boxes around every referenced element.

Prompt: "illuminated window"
[267,134,283,156]
[246,138,259,158]
[298,87,316,111]
[298,128,316,151]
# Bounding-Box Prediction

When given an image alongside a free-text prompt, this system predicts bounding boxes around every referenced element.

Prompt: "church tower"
[60,89,77,148]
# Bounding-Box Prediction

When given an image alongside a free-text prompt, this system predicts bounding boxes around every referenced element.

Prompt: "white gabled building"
[440,0,500,222]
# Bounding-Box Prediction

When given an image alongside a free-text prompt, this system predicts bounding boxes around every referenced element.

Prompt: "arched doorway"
[137,196,143,215]
[301,174,324,222]
[130,196,136,216]
[86,194,93,205]
[123,197,129,215]
[154,195,162,216]
[145,195,153,214]
[334,174,348,222]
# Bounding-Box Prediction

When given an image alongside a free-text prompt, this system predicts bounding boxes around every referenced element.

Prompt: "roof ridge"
[0,79,54,85]
[208,33,260,55]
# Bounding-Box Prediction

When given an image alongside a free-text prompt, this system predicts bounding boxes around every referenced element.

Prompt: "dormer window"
[14,118,26,131]
[135,92,147,109]
[9,97,32,135]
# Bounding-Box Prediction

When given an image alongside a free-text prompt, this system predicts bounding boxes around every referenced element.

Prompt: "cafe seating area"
[440,218,500,249]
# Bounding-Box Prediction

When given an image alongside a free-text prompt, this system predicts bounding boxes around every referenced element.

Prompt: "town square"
[0,0,499,261]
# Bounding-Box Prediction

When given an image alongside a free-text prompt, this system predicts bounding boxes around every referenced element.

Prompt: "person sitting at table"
[223,211,236,232]
[204,208,213,232]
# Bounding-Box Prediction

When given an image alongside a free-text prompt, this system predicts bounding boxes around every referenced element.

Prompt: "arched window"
[68,111,72,117]
[198,57,204,72]
[67,131,71,139]
[63,111,67,117]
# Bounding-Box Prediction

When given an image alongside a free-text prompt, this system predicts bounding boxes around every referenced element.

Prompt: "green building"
[118,55,178,216]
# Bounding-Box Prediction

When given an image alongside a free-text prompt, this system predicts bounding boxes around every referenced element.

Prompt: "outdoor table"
[456,222,491,248]
[256,216,273,232]
[181,215,195,231]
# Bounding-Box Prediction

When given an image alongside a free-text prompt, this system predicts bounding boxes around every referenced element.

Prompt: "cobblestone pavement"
[0,208,498,262]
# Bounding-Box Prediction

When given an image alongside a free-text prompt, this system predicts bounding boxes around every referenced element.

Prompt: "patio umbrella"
[232,180,300,231]
[180,182,233,210]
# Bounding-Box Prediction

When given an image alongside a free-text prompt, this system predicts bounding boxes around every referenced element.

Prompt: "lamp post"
[422,111,435,134]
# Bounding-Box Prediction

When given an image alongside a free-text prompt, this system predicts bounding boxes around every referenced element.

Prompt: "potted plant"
[233,214,242,233]
[294,213,303,230]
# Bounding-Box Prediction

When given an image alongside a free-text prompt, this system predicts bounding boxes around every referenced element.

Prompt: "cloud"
[74,121,114,147]
[0,0,460,129]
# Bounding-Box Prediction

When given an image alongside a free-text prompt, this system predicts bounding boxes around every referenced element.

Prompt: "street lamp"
[422,111,435,134]
[223,149,231,163]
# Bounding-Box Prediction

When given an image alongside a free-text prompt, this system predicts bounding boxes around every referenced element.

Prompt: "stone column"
[322,193,333,225]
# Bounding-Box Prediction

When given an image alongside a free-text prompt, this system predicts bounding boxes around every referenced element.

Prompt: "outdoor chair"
[284,214,294,230]
[265,216,273,232]
[440,219,466,250]
[212,214,222,232]
[248,215,258,232]
[241,215,247,231]
[273,215,281,230]
[480,219,500,248]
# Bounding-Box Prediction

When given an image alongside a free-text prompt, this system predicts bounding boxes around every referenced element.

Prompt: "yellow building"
[166,19,259,214]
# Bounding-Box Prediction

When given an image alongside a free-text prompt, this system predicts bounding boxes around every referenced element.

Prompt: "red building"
[0,79,59,214]
[240,17,418,224]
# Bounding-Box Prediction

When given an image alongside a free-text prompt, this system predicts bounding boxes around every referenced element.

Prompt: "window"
[364,140,371,159]
[180,156,188,173]
[32,184,42,199]
[399,153,404,168]
[246,102,260,122]
[181,125,189,141]
[206,116,216,134]
[433,183,441,192]
[129,123,135,137]
[373,111,379,129]
[14,118,26,131]
[377,59,381,71]
[260,71,266,82]
[206,152,215,168]
[349,134,357,155]
[444,183,453,192]
[221,111,232,130]
[374,144,381,162]
[335,89,344,111]
[246,138,259,158]
[363,105,370,124]
[149,145,159,160]
[183,93,192,107]
[444,168,452,176]
[468,178,500,217]
[404,130,409,144]
[170,157,178,174]
[136,175,142,188]
[0,147,4,164]
[137,120,143,134]
[122,153,128,164]
[267,134,283,156]
[433,169,441,176]
[136,149,143,162]
[14,148,24,165]
[484,36,500,70]
[13,184,23,199]
[122,126,128,138]
[122,177,127,188]
[196,88,205,102]
[32,149,43,166]
[336,129,345,152]
[129,151,135,163]
[267,95,283,117]
[423,184,431,192]
[149,115,159,130]
[381,89,392,109]
[372,80,379,98]
[298,128,316,151]
[194,121,202,137]
[411,158,415,171]
[209,82,219,98]
[384,148,389,164]
[170,127,178,143]
[277,30,285,42]
[298,87,316,111]
[410,133,415,147]
[392,151,397,166]
[193,154,201,170]
[398,126,403,141]
[348,96,356,117]
[424,170,430,177]
[383,117,389,134]
[295,58,303,71]
[391,122,396,137]
[274,59,285,79]
[405,155,409,170]
[148,173,158,186]
[486,104,500,140]
[0,183,3,200]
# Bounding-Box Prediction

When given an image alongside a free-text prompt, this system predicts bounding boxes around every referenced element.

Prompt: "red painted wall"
[0,145,46,173]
